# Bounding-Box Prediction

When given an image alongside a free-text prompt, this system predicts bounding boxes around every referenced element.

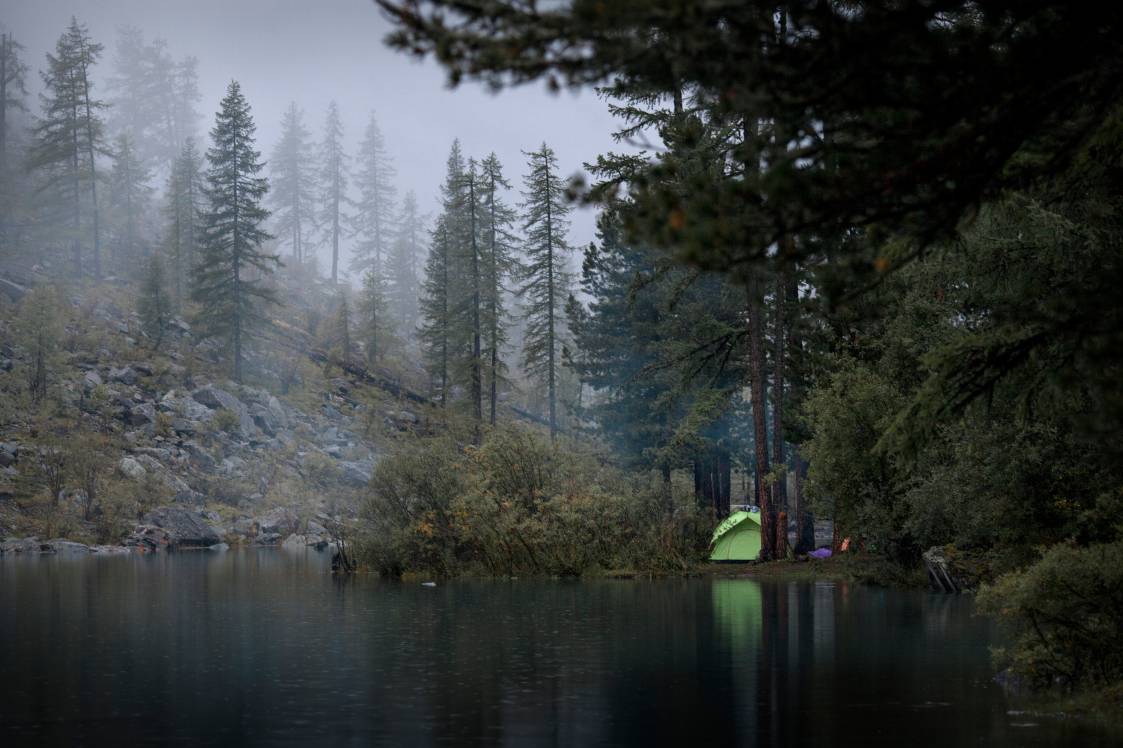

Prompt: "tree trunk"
[772,254,789,513]
[747,273,773,560]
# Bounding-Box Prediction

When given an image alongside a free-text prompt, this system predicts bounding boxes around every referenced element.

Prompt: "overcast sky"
[1,0,629,279]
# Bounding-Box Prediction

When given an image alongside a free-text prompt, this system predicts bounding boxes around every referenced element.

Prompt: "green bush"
[977,539,1123,692]
[358,424,709,577]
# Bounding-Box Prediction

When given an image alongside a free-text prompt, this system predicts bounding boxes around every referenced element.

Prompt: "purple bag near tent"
[808,547,832,559]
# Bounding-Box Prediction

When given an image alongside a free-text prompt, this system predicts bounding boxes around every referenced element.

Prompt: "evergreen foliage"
[517,142,570,439]
[107,132,154,270]
[316,101,349,284]
[350,111,396,277]
[191,80,277,383]
[269,102,316,263]
[137,253,172,350]
[28,17,106,278]
[163,138,204,303]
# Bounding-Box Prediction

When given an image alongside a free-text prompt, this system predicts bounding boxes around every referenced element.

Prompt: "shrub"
[358,424,709,577]
[977,539,1123,693]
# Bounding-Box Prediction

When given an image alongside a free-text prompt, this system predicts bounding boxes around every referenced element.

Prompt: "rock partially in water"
[130,507,222,549]
[254,532,283,546]
[43,539,90,555]
[89,545,132,555]
[208,542,230,552]
[256,507,299,536]
[0,537,42,555]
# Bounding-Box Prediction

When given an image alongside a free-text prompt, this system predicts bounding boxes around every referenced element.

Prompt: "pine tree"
[107,27,200,173]
[359,268,390,365]
[386,189,423,334]
[29,18,106,278]
[138,253,171,350]
[419,142,465,405]
[107,132,153,270]
[191,81,277,383]
[0,31,28,250]
[269,102,316,263]
[460,158,484,431]
[350,111,396,277]
[163,138,204,303]
[317,101,348,284]
[420,217,452,405]
[479,153,517,425]
[518,142,571,439]
[334,293,353,362]
[0,31,28,166]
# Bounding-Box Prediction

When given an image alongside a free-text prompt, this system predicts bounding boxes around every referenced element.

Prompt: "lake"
[0,549,1109,746]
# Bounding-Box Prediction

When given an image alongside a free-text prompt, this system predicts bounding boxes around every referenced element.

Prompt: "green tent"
[709,510,762,562]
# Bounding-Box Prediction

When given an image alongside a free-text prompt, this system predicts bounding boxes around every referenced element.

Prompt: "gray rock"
[83,370,103,390]
[256,507,299,536]
[0,537,41,555]
[108,366,137,385]
[254,532,283,546]
[338,460,374,487]
[89,545,132,555]
[0,442,20,462]
[266,396,289,429]
[134,507,221,548]
[118,456,147,480]
[126,402,156,426]
[43,539,90,555]
[192,385,242,411]
[170,418,199,436]
[132,361,154,376]
[207,542,230,552]
[192,386,257,439]
[281,533,308,550]
[0,451,13,468]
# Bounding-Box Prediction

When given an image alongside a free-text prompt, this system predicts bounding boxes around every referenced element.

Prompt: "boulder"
[126,403,156,426]
[207,542,229,552]
[192,386,257,439]
[256,507,299,536]
[0,537,41,555]
[338,460,374,488]
[108,366,138,385]
[133,507,221,548]
[83,370,103,390]
[89,545,132,555]
[254,532,283,546]
[118,457,147,480]
[43,539,90,555]
[192,385,243,411]
[170,418,199,436]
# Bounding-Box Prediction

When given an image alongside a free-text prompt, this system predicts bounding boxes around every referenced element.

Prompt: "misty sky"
[1,0,631,279]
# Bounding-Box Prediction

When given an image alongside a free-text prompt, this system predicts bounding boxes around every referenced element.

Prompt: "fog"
[2,0,624,277]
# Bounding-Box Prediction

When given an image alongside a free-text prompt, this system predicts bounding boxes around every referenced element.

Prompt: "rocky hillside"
[0,278,427,556]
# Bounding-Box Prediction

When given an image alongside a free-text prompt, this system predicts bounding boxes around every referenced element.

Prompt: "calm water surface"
[0,550,1110,746]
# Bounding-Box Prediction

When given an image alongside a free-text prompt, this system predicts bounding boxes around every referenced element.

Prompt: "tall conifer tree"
[192,81,277,382]
[518,142,571,439]
[269,102,316,263]
[29,18,106,277]
[163,138,204,303]
[350,111,396,278]
[317,101,348,284]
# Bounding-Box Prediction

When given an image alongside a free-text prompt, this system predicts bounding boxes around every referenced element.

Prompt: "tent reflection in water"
[709,509,762,562]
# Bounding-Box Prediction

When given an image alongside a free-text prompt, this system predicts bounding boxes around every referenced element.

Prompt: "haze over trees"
[1,3,1121,713]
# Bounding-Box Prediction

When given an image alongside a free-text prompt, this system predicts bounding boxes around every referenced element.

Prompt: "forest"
[1,1,1121,718]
